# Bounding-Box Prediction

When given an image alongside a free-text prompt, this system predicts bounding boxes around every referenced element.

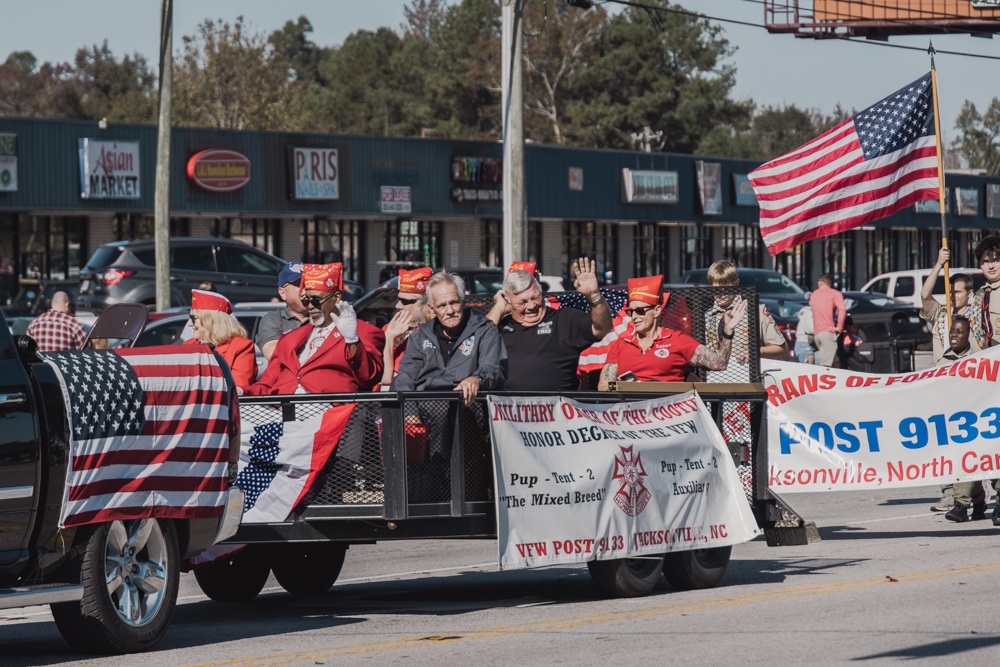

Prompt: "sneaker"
[972,502,987,521]
[946,505,970,523]
[931,495,954,512]
[993,505,1000,527]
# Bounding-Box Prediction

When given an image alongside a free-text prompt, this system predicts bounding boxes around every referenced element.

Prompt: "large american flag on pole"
[749,73,939,255]
[44,346,232,528]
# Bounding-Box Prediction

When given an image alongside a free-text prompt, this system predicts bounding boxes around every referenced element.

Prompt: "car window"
[741,272,805,295]
[84,246,124,269]
[868,278,889,294]
[136,319,186,347]
[895,277,915,298]
[236,315,260,340]
[472,273,504,294]
[173,246,217,272]
[220,247,283,276]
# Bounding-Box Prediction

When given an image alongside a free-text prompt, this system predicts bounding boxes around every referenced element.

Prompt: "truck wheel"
[51,519,179,654]
[662,547,732,590]
[587,556,664,598]
[193,546,270,602]
[272,544,347,595]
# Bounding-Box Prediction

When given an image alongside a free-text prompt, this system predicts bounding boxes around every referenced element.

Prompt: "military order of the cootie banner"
[767,347,1000,492]
[487,393,760,570]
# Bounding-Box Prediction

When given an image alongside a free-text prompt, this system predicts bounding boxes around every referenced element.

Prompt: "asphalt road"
[4,484,1000,666]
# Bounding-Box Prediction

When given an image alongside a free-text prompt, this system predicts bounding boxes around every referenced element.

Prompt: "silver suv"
[77,238,285,313]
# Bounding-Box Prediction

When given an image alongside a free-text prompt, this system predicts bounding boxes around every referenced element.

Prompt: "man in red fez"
[379,266,434,388]
[247,263,385,395]
[598,275,746,388]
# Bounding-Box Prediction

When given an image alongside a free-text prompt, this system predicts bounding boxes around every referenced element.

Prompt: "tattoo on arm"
[691,340,732,370]
[599,363,618,390]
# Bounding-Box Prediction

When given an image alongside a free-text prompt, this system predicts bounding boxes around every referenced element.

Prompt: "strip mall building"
[1,117,998,303]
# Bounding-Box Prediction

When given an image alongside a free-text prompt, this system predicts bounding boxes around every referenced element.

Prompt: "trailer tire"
[661,547,732,590]
[272,544,347,595]
[194,546,271,602]
[51,518,179,654]
[587,556,664,598]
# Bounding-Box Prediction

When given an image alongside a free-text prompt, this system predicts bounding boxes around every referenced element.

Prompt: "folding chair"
[83,303,149,349]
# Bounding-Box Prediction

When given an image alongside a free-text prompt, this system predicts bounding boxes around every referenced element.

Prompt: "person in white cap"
[185,289,257,388]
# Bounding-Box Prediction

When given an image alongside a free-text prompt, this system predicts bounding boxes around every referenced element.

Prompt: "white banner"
[78,138,140,199]
[488,392,760,570]
[766,348,1000,493]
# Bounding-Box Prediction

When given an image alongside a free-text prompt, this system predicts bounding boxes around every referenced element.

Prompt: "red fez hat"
[508,261,537,275]
[301,263,343,292]
[191,289,232,314]
[627,275,662,306]
[399,267,433,295]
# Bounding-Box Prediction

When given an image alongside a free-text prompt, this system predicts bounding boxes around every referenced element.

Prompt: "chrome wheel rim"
[104,519,168,627]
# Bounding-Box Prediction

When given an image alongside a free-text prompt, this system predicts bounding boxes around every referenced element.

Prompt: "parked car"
[840,291,931,342]
[1,278,79,318]
[860,268,985,308]
[124,304,286,379]
[681,267,809,302]
[76,238,286,314]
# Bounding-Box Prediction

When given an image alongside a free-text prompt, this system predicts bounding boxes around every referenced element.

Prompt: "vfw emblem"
[612,445,650,517]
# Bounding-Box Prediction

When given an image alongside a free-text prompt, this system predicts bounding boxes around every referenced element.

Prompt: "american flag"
[44,346,232,529]
[237,403,356,523]
[749,73,939,255]
[548,288,629,372]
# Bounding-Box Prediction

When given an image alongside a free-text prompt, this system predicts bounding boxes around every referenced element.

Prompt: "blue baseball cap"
[278,262,303,288]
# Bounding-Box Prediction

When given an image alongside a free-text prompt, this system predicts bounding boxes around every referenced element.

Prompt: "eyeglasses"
[398,296,421,306]
[188,314,199,324]
[624,305,656,317]
[303,293,335,308]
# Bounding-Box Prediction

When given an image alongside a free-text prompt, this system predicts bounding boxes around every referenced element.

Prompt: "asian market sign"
[488,392,759,570]
[78,139,140,199]
[380,186,412,214]
[291,147,339,200]
[0,133,16,192]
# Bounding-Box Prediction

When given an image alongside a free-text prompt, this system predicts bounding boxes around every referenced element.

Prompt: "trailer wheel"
[194,546,270,602]
[51,518,179,654]
[587,556,664,598]
[662,547,732,590]
[272,544,347,595]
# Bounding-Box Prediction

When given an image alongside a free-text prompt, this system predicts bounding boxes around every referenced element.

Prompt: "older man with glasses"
[598,275,745,389]
[256,262,310,361]
[486,258,612,391]
[246,262,385,395]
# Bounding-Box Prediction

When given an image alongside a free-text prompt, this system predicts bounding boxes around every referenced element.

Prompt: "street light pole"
[501,0,527,268]
[154,0,172,312]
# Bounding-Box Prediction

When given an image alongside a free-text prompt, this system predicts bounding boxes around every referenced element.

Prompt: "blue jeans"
[795,340,816,364]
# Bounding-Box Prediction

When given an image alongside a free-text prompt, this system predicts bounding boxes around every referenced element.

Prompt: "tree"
[402,0,448,40]
[269,16,323,84]
[71,42,157,122]
[173,16,301,130]
[952,98,1000,176]
[563,0,750,153]
[698,103,847,160]
[0,51,83,119]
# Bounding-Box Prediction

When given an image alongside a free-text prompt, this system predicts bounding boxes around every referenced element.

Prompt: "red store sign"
[187,149,251,192]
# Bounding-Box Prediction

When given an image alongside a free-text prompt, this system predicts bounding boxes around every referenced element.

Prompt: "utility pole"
[501,0,527,268]
[154,0,172,312]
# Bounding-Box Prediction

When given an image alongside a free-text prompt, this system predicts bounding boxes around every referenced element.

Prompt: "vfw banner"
[767,347,1000,493]
[488,392,760,570]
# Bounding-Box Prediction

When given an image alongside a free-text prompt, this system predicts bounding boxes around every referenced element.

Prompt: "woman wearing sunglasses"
[598,275,745,389]
[185,289,258,388]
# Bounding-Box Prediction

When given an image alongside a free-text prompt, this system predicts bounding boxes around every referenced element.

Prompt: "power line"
[597,0,1000,60]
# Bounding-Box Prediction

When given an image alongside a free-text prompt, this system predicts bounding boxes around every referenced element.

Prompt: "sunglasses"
[188,314,199,324]
[624,305,656,317]
[398,296,421,306]
[303,294,335,308]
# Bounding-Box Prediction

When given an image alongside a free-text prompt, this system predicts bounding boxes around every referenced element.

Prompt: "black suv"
[76,238,286,313]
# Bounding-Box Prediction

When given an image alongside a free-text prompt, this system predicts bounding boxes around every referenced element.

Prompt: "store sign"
[987,184,1000,219]
[78,139,140,199]
[0,133,16,192]
[381,186,412,214]
[187,149,251,192]
[451,156,502,204]
[972,1,1000,9]
[732,174,758,207]
[291,147,339,200]
[568,166,584,191]
[956,187,979,215]
[695,161,722,215]
[621,169,678,204]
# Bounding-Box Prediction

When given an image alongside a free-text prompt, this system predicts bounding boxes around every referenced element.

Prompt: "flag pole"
[929,42,951,331]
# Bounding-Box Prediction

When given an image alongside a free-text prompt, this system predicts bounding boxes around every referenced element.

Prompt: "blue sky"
[1,1,996,139]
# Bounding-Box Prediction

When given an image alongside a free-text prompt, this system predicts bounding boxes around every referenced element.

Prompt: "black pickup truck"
[0,310,244,654]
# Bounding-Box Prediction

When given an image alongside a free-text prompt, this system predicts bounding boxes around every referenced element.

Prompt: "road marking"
[181,560,1000,666]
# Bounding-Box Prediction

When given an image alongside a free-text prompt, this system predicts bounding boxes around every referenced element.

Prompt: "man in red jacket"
[246,263,385,395]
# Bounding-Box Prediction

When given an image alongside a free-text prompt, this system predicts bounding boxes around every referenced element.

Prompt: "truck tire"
[661,547,732,590]
[193,546,271,602]
[51,518,179,654]
[587,556,664,598]
[272,544,347,595]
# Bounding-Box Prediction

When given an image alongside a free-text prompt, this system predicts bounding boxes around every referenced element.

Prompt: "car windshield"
[845,293,912,310]
[761,300,802,318]
[740,272,806,295]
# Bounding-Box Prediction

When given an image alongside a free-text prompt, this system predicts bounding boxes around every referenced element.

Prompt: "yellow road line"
[185,560,1000,667]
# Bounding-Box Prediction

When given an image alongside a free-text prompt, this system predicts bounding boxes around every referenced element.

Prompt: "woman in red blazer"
[185,289,258,389]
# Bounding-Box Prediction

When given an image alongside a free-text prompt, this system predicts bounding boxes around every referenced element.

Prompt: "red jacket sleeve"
[223,337,258,389]
[347,322,386,391]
